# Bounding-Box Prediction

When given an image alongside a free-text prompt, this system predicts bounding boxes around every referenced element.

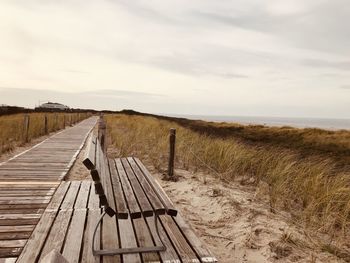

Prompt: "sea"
[165,114,350,130]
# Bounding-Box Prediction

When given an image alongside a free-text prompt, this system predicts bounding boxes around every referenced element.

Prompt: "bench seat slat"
[133,157,178,216]
[127,157,166,215]
[121,158,154,217]
[109,160,128,219]
[115,159,142,219]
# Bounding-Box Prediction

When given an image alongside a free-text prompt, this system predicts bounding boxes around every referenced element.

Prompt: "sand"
[147,166,345,263]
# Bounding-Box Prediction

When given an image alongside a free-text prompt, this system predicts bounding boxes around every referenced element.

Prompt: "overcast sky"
[0,0,349,118]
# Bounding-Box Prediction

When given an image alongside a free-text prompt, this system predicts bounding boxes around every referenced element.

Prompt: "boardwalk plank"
[16,211,57,263]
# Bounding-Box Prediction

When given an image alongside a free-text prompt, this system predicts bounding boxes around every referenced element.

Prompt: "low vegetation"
[0,112,90,154]
[106,113,350,246]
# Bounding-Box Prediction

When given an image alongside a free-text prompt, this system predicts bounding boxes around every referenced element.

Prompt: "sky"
[0,0,349,118]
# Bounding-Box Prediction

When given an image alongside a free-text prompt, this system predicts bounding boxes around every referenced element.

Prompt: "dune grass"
[0,112,90,154]
[106,113,350,242]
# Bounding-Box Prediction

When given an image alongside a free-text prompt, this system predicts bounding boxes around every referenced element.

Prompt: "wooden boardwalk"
[0,117,97,261]
[17,180,217,263]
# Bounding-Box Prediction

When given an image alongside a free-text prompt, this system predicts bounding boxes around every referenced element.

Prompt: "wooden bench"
[83,134,178,256]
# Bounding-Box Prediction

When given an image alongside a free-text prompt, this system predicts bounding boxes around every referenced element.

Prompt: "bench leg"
[92,210,166,256]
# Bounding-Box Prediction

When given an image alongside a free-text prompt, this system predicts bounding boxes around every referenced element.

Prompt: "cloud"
[340,85,350,90]
[302,59,350,70]
[82,89,164,98]
[0,87,164,110]
[61,69,90,74]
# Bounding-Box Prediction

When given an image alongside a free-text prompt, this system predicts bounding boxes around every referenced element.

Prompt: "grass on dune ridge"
[0,112,90,154]
[106,113,350,244]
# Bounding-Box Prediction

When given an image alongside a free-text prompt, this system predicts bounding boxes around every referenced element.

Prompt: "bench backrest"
[83,135,116,216]
[83,116,178,219]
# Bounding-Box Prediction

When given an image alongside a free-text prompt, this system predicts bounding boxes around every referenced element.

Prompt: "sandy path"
[147,167,344,263]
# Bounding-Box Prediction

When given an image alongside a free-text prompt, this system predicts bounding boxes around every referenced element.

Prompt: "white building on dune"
[37,102,69,110]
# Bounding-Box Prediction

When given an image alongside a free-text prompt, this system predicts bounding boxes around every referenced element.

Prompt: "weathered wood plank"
[0,190,55,197]
[46,181,70,211]
[121,158,153,217]
[88,183,100,209]
[0,231,32,240]
[134,158,177,216]
[16,211,57,263]
[115,158,141,219]
[0,203,48,210]
[81,209,100,263]
[133,217,161,263]
[39,210,73,261]
[0,225,34,233]
[0,208,44,215]
[60,181,80,210]
[102,215,121,263]
[74,181,91,209]
[0,239,27,247]
[145,216,180,263]
[0,214,40,226]
[128,158,165,215]
[118,217,141,263]
[160,215,200,262]
[62,210,87,263]
[0,199,50,207]
[0,247,22,257]
[0,257,16,263]
[174,214,218,262]
[109,159,128,219]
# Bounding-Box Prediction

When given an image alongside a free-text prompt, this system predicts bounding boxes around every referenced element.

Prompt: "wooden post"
[167,128,176,178]
[55,113,58,131]
[63,114,66,129]
[98,114,106,153]
[44,115,48,135]
[24,114,30,143]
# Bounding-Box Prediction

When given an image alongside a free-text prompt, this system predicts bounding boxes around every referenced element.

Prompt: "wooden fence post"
[167,128,176,179]
[63,114,66,129]
[44,115,48,135]
[98,115,107,153]
[55,113,58,131]
[24,114,30,143]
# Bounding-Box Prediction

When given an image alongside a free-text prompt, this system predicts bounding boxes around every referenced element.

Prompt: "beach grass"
[0,112,89,154]
[106,113,350,242]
